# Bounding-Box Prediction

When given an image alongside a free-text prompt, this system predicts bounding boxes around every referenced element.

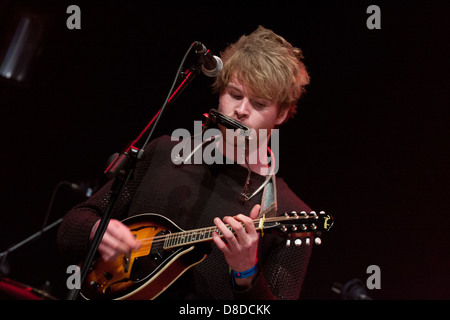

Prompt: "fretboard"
[163,204,277,249]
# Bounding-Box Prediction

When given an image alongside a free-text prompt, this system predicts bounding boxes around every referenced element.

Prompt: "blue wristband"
[231,264,259,279]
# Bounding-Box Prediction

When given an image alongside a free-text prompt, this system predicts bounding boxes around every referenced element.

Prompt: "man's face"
[217,77,287,134]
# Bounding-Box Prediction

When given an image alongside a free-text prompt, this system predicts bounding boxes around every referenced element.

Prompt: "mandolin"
[80,210,333,300]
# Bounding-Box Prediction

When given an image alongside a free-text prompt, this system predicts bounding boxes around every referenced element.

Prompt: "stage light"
[0,5,46,85]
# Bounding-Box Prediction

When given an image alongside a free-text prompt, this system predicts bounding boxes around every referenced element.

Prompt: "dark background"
[0,0,449,300]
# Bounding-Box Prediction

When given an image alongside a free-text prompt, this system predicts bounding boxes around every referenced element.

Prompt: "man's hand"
[212,204,261,288]
[90,219,141,261]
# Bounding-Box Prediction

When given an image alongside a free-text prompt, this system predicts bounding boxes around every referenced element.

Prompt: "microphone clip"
[193,41,223,77]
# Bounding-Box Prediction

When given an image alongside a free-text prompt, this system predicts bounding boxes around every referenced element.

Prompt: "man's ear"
[274,107,289,126]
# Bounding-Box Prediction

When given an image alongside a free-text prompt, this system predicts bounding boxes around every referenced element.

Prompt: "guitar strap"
[259,176,277,218]
[177,110,278,218]
[259,158,278,219]
[174,134,279,219]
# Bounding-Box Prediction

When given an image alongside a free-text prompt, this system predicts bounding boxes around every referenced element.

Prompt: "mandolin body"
[80,213,206,300]
[80,210,333,300]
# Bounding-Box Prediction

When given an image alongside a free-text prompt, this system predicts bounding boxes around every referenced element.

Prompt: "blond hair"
[213,26,310,122]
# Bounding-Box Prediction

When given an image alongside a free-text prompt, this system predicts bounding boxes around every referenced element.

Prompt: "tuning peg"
[294,239,302,246]
[290,211,298,218]
[300,211,307,217]
[310,211,318,219]
[281,225,287,232]
[291,225,298,231]
[315,237,322,245]
[319,211,326,215]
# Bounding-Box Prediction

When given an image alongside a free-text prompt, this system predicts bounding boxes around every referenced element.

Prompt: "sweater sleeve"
[56,137,161,263]
[233,179,313,300]
[232,234,312,300]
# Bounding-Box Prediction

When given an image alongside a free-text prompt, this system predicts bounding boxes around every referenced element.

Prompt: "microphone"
[69,182,94,198]
[57,181,94,198]
[332,279,373,300]
[194,41,223,77]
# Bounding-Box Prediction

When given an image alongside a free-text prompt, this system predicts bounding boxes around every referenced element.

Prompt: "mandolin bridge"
[129,229,175,282]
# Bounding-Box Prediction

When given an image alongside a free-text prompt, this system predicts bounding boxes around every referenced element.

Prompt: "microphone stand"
[0,218,62,276]
[0,180,90,278]
[66,58,202,300]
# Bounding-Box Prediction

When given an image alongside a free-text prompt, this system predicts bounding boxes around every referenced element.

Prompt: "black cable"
[140,41,198,151]
[40,181,74,233]
[0,181,78,276]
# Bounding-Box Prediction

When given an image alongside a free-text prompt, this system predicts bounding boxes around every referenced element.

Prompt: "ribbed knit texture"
[57,135,312,300]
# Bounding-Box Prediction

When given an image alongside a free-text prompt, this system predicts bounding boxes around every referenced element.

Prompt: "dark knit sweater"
[57,135,312,300]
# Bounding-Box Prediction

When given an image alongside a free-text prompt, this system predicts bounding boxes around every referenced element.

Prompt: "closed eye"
[230,93,242,100]
[252,100,268,109]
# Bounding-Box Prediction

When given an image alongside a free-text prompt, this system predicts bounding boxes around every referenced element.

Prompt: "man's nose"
[234,98,250,119]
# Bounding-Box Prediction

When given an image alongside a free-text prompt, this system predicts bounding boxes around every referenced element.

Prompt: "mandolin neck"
[163,205,277,249]
[162,219,260,249]
[162,206,332,249]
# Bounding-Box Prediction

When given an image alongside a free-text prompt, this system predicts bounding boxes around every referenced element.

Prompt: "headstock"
[262,211,334,247]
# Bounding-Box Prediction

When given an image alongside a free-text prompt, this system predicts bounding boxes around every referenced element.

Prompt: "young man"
[57,26,312,299]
